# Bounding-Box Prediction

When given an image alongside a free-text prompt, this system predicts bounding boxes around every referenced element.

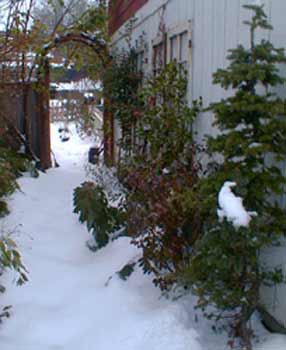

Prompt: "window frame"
[167,21,192,71]
[152,32,167,76]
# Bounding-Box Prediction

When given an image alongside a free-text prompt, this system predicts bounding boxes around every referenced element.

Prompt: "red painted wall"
[109,0,148,35]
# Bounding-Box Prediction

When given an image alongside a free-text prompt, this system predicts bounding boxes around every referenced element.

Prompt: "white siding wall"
[111,0,286,329]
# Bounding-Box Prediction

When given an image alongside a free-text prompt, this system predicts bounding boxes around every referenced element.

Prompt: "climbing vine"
[103,47,142,159]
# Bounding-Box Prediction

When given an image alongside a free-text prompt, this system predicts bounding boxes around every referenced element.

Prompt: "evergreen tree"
[208,5,286,217]
[182,5,286,349]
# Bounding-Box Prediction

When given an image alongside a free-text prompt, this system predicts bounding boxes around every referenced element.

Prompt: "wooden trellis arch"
[36,32,113,169]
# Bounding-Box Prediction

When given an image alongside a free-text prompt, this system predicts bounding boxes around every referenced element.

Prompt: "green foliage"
[0,142,29,313]
[0,236,28,287]
[0,305,12,323]
[0,164,17,199]
[0,144,30,216]
[136,63,201,166]
[121,62,202,290]
[103,48,142,156]
[117,262,136,281]
[73,182,125,250]
[0,145,29,177]
[0,201,9,217]
[180,5,286,349]
[0,145,29,314]
[0,234,28,323]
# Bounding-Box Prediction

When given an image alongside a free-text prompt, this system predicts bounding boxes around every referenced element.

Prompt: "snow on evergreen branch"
[217,181,257,228]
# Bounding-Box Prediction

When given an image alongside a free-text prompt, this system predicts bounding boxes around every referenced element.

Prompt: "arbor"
[181,5,286,349]
[0,0,108,163]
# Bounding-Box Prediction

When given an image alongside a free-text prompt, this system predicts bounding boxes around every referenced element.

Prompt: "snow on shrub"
[217,181,257,228]
[73,181,126,251]
[180,5,286,350]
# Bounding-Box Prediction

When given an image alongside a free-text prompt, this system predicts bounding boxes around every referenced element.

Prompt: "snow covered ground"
[0,123,285,350]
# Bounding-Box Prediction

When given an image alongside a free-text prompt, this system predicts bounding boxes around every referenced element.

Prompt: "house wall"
[110,0,286,330]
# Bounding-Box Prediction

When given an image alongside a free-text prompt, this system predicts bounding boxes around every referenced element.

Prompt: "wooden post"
[103,98,114,166]
[38,59,52,169]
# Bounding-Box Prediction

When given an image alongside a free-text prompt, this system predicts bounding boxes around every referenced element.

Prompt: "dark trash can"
[88,147,100,164]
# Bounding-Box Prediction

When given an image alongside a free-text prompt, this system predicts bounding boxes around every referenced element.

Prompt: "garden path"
[0,124,285,350]
[0,124,201,350]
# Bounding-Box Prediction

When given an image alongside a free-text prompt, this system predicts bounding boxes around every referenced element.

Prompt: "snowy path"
[0,124,285,350]
[0,125,201,350]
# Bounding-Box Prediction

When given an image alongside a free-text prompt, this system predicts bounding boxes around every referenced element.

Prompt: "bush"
[180,5,286,349]
[0,142,30,321]
[73,182,125,250]
[120,62,202,290]
[125,160,202,290]
[0,233,28,323]
[0,145,30,217]
[0,236,28,288]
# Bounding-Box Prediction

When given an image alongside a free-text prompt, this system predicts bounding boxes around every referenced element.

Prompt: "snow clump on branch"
[217,181,257,228]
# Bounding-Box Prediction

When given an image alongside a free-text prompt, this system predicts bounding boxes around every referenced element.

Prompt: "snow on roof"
[50,62,65,68]
[51,79,102,92]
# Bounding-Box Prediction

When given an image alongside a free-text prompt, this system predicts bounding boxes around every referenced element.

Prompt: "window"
[134,50,145,89]
[153,42,164,76]
[170,35,178,61]
[179,31,189,64]
[136,50,145,73]
[169,30,189,71]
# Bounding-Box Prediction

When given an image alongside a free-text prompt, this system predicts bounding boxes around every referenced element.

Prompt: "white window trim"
[166,20,192,64]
